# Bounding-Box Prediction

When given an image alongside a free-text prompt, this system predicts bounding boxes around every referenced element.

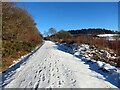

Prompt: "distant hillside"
[68,29,119,36]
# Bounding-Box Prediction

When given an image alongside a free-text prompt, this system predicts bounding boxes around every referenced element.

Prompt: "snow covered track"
[1,41,119,88]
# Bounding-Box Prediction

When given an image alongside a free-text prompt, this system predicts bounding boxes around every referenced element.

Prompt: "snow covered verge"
[55,42,120,88]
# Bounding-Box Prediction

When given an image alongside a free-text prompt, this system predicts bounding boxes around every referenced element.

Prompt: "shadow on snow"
[55,42,120,88]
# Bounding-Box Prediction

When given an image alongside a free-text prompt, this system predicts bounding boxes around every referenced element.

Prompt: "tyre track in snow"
[2,41,118,88]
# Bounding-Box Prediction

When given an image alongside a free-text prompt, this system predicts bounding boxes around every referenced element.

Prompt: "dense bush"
[51,30,72,40]
[2,2,43,71]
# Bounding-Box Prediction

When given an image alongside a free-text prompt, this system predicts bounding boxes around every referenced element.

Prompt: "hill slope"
[68,29,119,36]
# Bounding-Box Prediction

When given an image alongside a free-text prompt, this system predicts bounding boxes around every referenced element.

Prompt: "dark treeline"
[68,28,119,36]
[2,2,43,71]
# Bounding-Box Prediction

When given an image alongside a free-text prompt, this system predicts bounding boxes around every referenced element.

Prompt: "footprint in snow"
[46,87,52,90]
[52,68,54,71]
[34,75,37,79]
[48,80,50,83]
[34,80,40,89]
[73,84,76,87]
[72,79,76,84]
[39,75,41,77]
[66,73,69,77]
[52,83,54,85]
[35,71,38,73]
[52,74,55,76]
[42,76,45,81]
[58,81,62,85]
[29,81,32,86]
[57,76,60,79]
[42,73,45,76]
[21,79,25,83]
[39,70,42,73]
[56,68,59,72]
[44,66,46,69]
[55,61,57,64]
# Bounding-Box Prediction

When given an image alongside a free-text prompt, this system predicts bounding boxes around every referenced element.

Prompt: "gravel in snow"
[1,41,119,88]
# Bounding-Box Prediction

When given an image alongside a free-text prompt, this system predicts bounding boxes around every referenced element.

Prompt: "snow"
[97,34,120,37]
[1,41,120,88]
[97,34,120,41]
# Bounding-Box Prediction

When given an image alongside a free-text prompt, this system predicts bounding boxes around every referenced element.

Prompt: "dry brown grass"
[60,35,120,67]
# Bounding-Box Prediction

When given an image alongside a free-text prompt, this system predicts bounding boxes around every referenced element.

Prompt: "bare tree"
[48,28,57,36]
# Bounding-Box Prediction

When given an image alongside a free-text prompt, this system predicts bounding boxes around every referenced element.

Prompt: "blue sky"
[16,2,118,34]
